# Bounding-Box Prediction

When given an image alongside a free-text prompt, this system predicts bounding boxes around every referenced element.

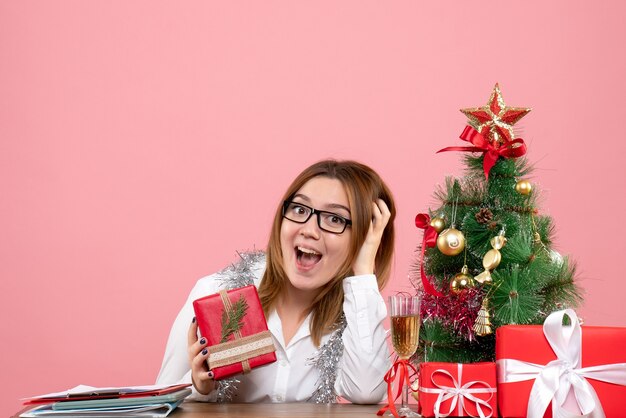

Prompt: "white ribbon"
[419,363,496,418]
[497,309,626,418]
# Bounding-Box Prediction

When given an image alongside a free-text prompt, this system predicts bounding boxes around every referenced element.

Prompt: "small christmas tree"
[413,84,583,363]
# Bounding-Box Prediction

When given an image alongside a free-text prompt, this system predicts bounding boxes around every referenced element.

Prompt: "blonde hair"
[257,159,396,347]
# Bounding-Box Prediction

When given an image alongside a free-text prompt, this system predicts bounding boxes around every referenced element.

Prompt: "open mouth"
[295,246,322,269]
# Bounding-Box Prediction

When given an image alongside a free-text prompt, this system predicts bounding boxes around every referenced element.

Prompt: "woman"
[156,159,395,404]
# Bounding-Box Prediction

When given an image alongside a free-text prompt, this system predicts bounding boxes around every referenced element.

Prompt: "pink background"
[2,1,625,415]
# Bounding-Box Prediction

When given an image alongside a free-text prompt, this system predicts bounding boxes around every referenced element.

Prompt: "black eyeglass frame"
[282,200,352,234]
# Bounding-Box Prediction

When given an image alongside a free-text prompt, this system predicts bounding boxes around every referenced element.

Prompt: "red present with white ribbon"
[418,362,497,418]
[496,309,626,417]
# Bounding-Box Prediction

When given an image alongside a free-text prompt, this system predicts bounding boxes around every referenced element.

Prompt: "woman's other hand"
[187,318,215,395]
[352,199,391,276]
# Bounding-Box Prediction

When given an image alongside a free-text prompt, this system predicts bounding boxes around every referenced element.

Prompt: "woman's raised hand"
[352,199,391,276]
[187,318,215,395]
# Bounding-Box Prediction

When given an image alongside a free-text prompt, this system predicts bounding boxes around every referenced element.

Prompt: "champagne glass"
[389,294,421,417]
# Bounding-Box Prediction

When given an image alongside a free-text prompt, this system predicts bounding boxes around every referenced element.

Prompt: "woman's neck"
[275,284,318,346]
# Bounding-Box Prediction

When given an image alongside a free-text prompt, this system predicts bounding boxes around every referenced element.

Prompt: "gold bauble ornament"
[436,228,466,256]
[429,217,445,233]
[515,180,533,195]
[449,265,475,294]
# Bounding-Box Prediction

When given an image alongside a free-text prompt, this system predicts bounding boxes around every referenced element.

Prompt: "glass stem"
[401,380,409,408]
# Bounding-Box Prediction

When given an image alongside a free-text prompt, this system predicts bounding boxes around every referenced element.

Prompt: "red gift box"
[192,285,276,380]
[418,362,497,417]
[496,309,626,418]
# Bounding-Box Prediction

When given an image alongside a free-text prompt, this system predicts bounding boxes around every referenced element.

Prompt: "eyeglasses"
[282,200,352,234]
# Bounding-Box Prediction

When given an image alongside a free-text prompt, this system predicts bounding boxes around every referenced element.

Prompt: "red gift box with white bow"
[496,309,626,418]
[418,362,497,417]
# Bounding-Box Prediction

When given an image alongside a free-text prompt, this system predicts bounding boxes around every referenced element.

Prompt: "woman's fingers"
[187,318,209,364]
[187,318,201,360]
[187,317,198,346]
[377,198,391,220]
[370,199,391,237]
[191,344,210,374]
[190,348,215,394]
[352,199,391,276]
[187,317,215,394]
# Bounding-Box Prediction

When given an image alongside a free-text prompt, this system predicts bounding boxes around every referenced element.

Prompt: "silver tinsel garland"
[214,250,265,402]
[306,314,347,403]
[213,250,345,404]
[215,250,266,290]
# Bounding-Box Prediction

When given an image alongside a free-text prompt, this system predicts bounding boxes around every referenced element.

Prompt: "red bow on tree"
[415,213,444,297]
[437,126,527,178]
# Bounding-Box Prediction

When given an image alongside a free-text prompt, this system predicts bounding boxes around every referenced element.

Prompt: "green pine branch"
[418,319,496,363]
[220,295,249,343]
[490,266,545,326]
[541,257,583,311]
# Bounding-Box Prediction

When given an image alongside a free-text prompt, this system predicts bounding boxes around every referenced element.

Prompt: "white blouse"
[156,260,391,404]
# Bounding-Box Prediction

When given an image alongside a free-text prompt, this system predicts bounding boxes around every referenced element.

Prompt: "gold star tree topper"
[461,83,531,144]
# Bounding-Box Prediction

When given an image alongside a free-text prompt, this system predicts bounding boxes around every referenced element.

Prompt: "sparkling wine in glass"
[389,295,421,417]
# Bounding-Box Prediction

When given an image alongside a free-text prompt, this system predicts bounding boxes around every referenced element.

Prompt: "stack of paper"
[20,384,191,418]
